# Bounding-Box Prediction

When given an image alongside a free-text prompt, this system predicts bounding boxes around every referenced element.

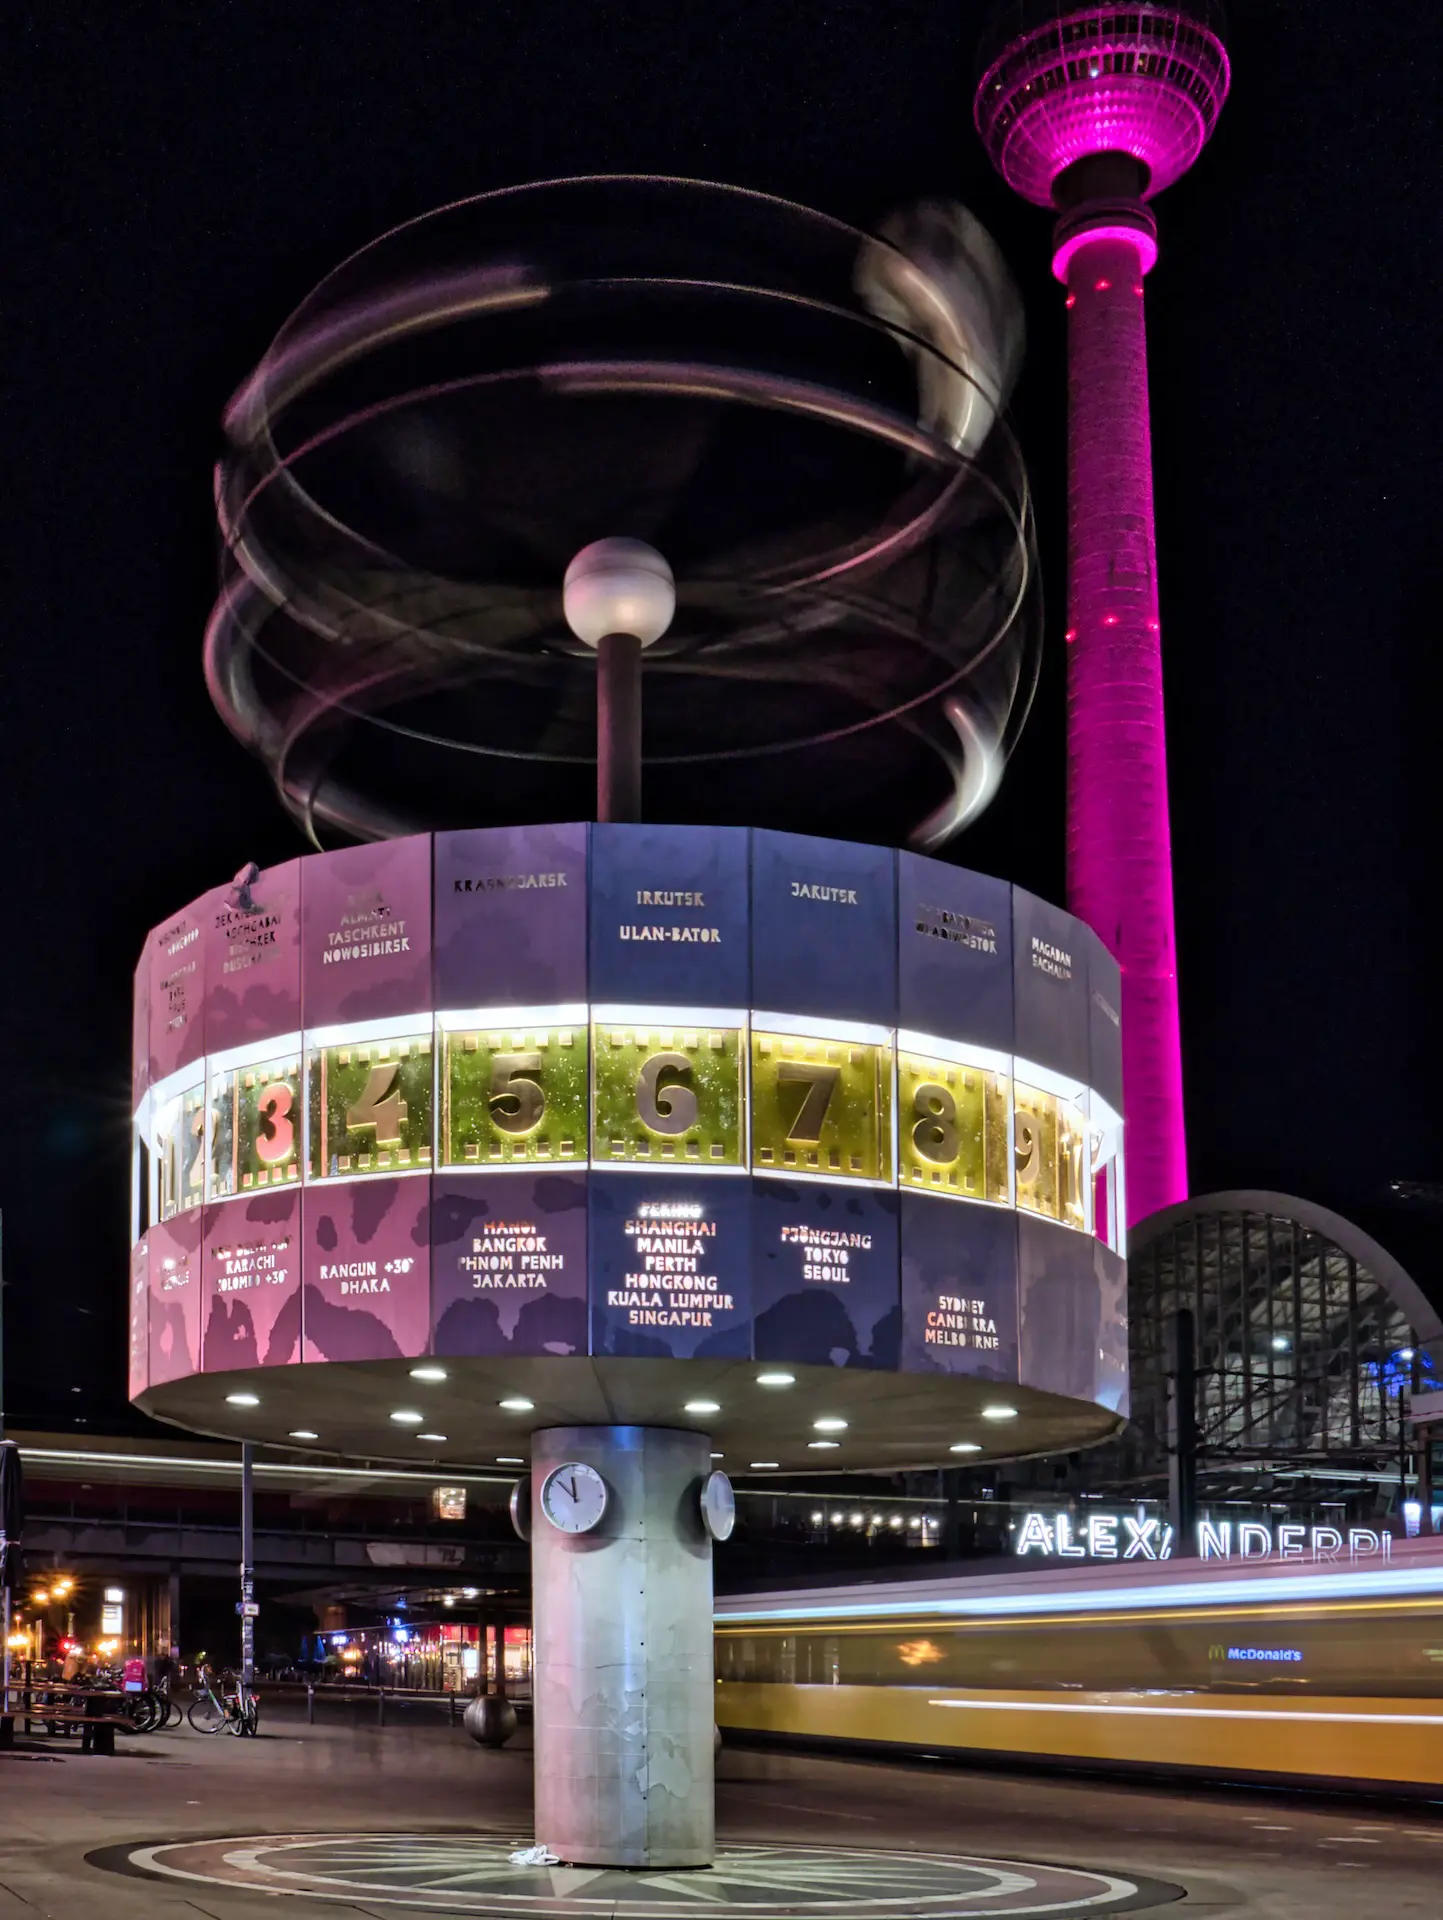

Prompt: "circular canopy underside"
[139,1354,1122,1475]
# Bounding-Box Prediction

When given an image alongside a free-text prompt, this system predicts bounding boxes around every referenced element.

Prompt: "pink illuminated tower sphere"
[974,5,1229,1227]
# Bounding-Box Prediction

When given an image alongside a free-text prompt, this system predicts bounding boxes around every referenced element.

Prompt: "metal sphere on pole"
[563,539,676,824]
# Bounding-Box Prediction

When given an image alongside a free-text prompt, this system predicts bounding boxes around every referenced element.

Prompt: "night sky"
[5,2,1440,1431]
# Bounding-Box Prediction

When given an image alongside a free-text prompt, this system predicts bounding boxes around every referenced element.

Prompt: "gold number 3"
[255,1082,295,1165]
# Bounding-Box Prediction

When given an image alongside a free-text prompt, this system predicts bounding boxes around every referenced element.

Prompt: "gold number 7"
[777,1061,840,1143]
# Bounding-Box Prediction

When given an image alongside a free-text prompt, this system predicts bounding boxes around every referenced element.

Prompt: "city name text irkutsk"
[791,882,858,903]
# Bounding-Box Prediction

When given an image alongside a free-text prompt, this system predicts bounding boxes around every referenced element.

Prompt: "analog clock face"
[540,1462,608,1535]
[508,1476,532,1542]
[700,1469,735,1542]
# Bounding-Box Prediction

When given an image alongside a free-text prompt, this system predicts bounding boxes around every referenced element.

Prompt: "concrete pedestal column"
[531,1425,714,1869]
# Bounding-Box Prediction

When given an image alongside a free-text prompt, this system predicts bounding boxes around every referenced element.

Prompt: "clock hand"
[567,1474,578,1503]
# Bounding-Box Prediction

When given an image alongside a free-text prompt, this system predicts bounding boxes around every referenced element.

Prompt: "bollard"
[448,1691,458,1727]
[377,1687,385,1728]
[307,1683,315,1726]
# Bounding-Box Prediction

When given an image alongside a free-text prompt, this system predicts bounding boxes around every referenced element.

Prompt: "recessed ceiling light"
[981,1404,1018,1421]
[497,1456,525,1465]
[225,1392,260,1407]
[684,1400,721,1414]
[461,1587,479,1598]
[950,1441,983,1454]
[808,1440,840,1450]
[750,1461,779,1469]
[417,1432,447,1443]
[410,1365,448,1382]
[710,1452,724,1460]
[756,1372,795,1388]
[289,1429,319,1441]
[390,1410,425,1425]
[813,1417,847,1432]
[442,1596,454,1607]
[499,1397,534,1412]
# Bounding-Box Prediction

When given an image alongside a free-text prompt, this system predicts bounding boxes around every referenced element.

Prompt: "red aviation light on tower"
[974,4,1230,1226]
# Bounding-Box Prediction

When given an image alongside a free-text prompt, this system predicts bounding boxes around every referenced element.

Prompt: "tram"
[715,1540,1443,1793]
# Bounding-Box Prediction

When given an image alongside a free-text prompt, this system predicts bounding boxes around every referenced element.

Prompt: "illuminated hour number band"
[309,1032,434,1179]
[593,1021,744,1166]
[152,1014,1111,1243]
[750,1029,892,1183]
[443,1022,587,1166]
[897,1052,1010,1203]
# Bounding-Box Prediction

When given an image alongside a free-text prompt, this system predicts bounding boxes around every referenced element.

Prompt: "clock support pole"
[531,1425,715,1868]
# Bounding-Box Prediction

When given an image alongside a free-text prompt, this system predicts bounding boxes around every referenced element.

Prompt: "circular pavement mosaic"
[90,1832,1183,1917]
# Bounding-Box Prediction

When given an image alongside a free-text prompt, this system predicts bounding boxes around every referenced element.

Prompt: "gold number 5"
[489,1052,546,1135]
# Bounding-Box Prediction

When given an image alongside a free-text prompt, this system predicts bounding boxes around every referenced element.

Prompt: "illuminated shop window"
[306,1019,434,1181]
[592,1007,745,1169]
[208,1037,303,1198]
[750,1016,893,1186]
[896,1033,1011,1205]
[440,1006,588,1167]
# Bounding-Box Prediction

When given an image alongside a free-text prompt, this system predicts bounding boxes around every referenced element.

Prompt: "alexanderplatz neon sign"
[1014,1511,1393,1563]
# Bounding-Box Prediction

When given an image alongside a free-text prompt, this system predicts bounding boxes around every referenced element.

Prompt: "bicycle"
[188,1665,258,1735]
[123,1674,181,1733]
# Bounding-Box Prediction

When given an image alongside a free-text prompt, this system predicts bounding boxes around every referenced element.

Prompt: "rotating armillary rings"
[206,177,1040,847]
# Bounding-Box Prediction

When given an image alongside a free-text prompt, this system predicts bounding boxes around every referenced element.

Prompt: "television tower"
[975,6,1229,1225]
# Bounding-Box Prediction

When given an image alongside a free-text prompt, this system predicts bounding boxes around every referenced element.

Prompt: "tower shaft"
[1062,227,1186,1224]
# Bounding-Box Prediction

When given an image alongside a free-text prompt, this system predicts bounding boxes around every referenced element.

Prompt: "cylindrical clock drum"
[130,820,1125,1864]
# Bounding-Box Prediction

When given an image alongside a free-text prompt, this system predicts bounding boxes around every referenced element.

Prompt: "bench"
[1,1689,133,1755]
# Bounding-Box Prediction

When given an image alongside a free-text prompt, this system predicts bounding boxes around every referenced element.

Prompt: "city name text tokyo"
[1015,1511,1395,1562]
